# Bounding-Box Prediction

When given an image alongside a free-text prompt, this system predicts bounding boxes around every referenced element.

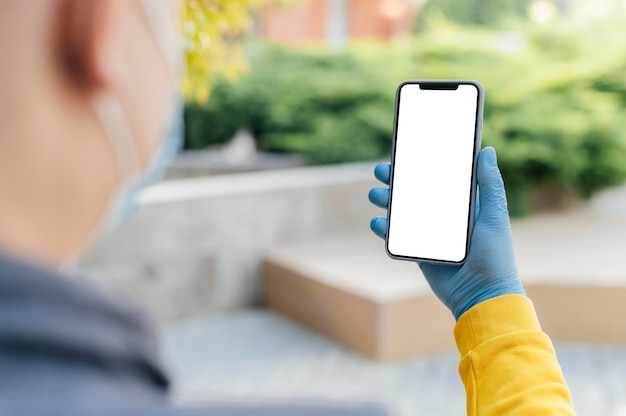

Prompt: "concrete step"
[263,204,626,361]
[263,234,453,361]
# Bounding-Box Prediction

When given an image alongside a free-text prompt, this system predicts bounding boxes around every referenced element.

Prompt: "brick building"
[258,0,421,47]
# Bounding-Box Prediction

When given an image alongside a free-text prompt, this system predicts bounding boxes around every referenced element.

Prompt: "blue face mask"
[115,97,184,220]
[92,94,184,240]
[91,2,184,239]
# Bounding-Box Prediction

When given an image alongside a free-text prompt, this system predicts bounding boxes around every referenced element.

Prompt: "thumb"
[476,147,510,227]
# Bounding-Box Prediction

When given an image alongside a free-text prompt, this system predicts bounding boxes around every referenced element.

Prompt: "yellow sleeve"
[454,295,575,415]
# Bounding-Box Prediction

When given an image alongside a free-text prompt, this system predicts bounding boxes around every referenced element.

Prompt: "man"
[0,1,386,415]
[0,0,574,415]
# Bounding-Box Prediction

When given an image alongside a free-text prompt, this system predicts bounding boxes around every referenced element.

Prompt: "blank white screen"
[388,84,478,263]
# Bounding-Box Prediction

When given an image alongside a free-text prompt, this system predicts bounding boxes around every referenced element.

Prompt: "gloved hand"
[368,147,526,320]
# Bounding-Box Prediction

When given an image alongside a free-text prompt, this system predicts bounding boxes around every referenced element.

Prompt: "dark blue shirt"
[0,254,387,416]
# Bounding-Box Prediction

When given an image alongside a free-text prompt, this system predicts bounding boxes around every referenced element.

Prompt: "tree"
[182,0,292,102]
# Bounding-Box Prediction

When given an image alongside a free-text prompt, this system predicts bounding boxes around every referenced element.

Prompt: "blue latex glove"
[368,147,526,320]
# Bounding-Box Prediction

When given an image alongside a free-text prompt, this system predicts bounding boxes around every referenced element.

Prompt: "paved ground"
[160,184,626,415]
[162,309,626,416]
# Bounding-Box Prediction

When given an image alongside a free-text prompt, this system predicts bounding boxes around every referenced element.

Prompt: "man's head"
[0,0,181,266]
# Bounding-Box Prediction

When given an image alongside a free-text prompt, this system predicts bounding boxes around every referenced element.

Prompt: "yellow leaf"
[182,0,296,102]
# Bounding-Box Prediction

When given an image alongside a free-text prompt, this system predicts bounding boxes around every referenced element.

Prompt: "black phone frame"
[385,80,484,265]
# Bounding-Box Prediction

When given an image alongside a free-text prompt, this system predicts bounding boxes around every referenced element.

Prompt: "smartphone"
[386,80,484,265]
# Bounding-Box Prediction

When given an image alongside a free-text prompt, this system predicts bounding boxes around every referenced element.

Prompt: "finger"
[476,147,509,227]
[368,188,389,209]
[374,163,391,185]
[370,217,388,239]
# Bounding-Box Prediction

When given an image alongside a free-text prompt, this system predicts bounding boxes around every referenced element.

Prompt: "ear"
[56,0,126,89]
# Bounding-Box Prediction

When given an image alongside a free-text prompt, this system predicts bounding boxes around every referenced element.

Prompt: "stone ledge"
[263,206,626,361]
[140,162,380,205]
[80,162,382,321]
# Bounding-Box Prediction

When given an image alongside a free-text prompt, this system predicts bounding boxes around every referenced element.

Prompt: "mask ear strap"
[139,0,182,73]
[92,93,142,182]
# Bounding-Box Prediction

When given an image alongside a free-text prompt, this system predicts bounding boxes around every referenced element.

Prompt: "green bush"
[184,20,626,215]
[418,0,529,27]
[184,47,395,162]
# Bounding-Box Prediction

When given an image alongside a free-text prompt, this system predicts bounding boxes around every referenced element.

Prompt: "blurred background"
[79,1,626,415]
